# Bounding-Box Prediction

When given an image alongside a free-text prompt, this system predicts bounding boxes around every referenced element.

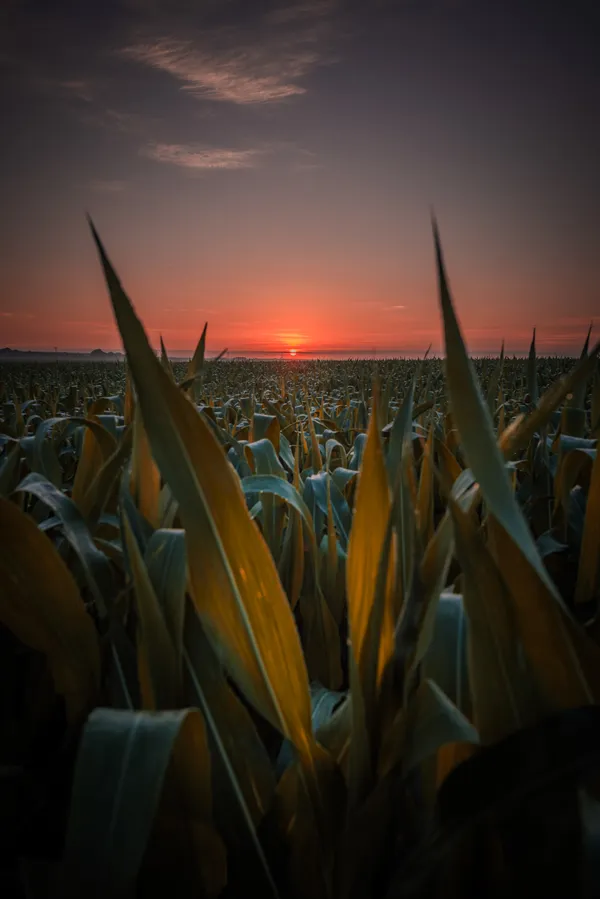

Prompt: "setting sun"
[289,349,297,356]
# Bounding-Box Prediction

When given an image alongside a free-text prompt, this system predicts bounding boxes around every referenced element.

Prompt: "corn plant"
[1,218,600,899]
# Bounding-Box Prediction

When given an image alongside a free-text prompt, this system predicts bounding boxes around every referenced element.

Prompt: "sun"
[289,349,297,357]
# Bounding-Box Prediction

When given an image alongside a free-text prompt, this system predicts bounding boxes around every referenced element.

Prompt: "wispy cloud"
[21,74,100,104]
[89,179,128,192]
[385,305,406,310]
[142,142,267,170]
[120,2,341,104]
[0,311,13,318]
[121,38,318,103]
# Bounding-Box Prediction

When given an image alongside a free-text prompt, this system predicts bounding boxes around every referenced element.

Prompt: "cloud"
[142,142,267,170]
[121,38,314,103]
[385,305,406,310]
[120,2,340,104]
[17,74,101,104]
[89,179,128,192]
[0,312,13,318]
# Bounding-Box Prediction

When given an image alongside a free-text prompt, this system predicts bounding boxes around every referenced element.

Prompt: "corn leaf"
[449,496,538,742]
[574,443,600,605]
[432,216,592,705]
[0,496,100,720]
[123,514,180,709]
[131,406,161,529]
[89,221,317,768]
[182,601,279,898]
[145,528,188,673]
[62,707,225,898]
[14,472,114,619]
[186,322,207,404]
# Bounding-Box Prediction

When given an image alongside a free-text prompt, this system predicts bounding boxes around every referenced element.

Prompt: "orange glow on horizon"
[1,261,596,357]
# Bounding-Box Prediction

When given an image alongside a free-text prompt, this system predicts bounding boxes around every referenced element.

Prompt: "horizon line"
[0,345,585,359]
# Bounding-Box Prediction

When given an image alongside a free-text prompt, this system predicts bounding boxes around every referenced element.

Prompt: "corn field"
[1,219,600,899]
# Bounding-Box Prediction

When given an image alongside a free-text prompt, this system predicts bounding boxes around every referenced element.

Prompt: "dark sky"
[1,0,599,355]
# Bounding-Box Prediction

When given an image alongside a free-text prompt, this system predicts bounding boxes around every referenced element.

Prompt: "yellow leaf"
[432,217,593,706]
[346,390,395,683]
[89,221,317,770]
[124,366,134,426]
[72,418,117,508]
[449,497,538,743]
[346,390,396,805]
[417,421,434,546]
[0,497,100,721]
[487,516,593,708]
[123,515,181,709]
[131,406,161,529]
[305,400,322,473]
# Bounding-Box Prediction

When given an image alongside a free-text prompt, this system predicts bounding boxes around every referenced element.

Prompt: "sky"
[1,0,599,357]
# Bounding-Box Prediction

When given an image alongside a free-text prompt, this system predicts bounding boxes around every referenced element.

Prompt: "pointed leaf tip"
[431,216,448,279]
[87,214,99,242]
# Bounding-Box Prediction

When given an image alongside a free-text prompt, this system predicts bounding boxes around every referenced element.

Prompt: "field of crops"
[1,222,600,898]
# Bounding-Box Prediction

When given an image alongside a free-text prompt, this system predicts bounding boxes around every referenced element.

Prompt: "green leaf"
[304,471,351,550]
[403,678,479,775]
[62,707,226,898]
[145,528,188,674]
[241,474,316,545]
[244,438,286,477]
[123,512,180,710]
[0,441,21,496]
[422,592,469,717]
[252,413,280,454]
[14,472,114,620]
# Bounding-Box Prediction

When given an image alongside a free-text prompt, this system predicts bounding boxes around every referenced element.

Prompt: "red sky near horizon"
[1,0,598,357]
